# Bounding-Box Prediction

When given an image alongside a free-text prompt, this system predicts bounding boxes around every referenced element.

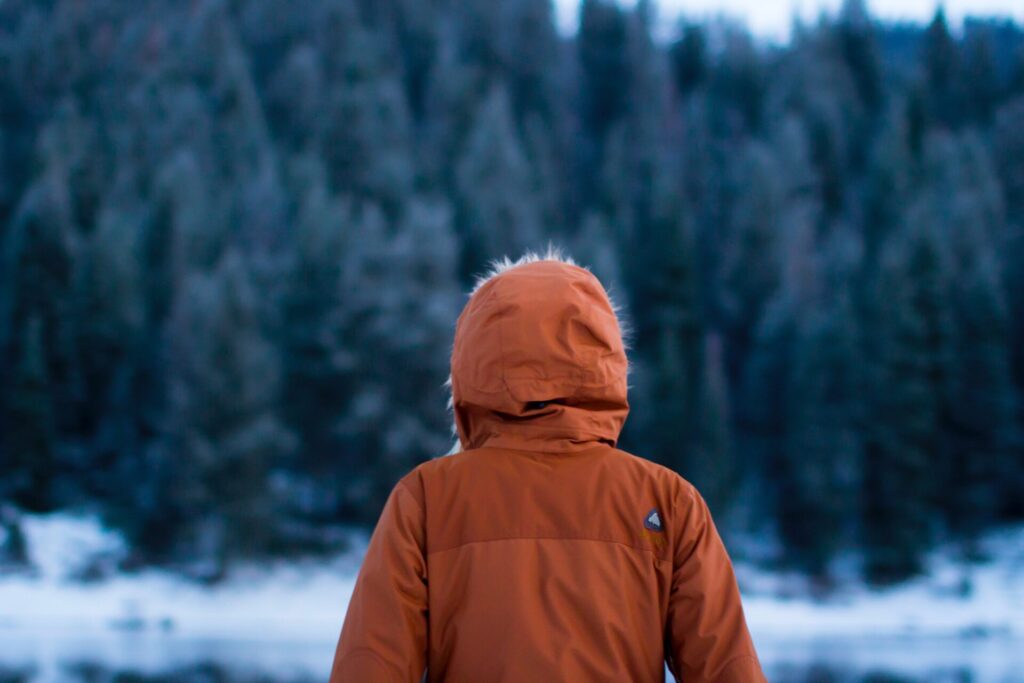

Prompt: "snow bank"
[0,514,364,642]
[2,513,1023,648]
[739,526,1024,641]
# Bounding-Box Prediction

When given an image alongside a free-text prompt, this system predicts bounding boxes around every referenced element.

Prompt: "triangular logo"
[644,508,663,532]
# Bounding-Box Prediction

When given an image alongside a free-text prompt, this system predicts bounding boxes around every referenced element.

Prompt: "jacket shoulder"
[605,448,709,529]
[396,451,474,499]
[607,447,697,497]
[402,450,471,479]
[407,447,697,497]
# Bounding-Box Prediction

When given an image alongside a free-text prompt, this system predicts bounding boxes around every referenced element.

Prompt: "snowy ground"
[738,524,1024,640]
[0,515,364,641]
[1,514,1023,681]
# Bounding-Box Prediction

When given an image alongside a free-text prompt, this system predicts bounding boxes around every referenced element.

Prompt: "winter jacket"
[330,256,766,683]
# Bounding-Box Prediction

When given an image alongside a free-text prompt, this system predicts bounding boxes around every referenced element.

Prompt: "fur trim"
[469,245,578,294]
[442,246,630,456]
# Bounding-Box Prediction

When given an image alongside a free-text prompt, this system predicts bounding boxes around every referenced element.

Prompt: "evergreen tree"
[622,171,704,479]
[69,196,146,500]
[380,0,442,122]
[707,28,767,136]
[740,291,799,537]
[718,142,783,384]
[1,317,58,512]
[577,0,631,144]
[454,85,543,278]
[333,198,461,519]
[836,0,884,118]
[781,289,862,577]
[278,158,359,532]
[669,24,707,98]
[0,172,77,507]
[864,227,953,583]
[992,99,1024,515]
[689,333,738,516]
[962,30,1001,126]
[576,0,631,207]
[921,9,963,129]
[502,0,562,122]
[916,132,1018,537]
[946,253,1016,544]
[320,17,415,216]
[152,253,296,575]
[949,135,1017,531]
[863,102,916,263]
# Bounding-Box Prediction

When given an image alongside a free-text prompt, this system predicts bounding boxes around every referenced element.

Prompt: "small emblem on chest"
[644,508,663,532]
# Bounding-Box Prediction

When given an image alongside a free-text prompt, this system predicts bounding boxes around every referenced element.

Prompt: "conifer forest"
[1,0,1023,586]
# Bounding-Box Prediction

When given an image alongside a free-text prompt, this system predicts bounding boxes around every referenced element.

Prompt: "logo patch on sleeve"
[644,508,663,532]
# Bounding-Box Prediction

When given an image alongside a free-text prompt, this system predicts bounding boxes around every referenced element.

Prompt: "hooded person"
[330,251,766,683]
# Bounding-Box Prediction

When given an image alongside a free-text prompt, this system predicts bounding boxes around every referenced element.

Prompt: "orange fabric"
[330,260,766,682]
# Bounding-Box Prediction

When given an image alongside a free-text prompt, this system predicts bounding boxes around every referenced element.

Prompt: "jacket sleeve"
[665,484,766,683]
[330,477,428,683]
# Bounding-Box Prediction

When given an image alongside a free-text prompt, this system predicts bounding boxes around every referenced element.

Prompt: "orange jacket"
[331,257,766,682]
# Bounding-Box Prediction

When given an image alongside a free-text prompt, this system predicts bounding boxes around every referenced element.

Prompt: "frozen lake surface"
[2,514,1023,682]
[2,630,1022,682]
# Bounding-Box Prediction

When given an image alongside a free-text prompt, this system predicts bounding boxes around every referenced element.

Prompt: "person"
[330,251,766,682]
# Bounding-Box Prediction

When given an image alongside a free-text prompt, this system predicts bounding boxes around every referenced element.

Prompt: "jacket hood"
[449,252,629,453]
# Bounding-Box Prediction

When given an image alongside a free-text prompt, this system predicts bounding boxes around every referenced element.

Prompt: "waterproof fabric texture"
[330,257,766,683]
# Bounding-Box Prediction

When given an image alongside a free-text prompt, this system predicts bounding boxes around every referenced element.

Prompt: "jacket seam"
[395,478,428,537]
[427,535,671,561]
[336,647,403,678]
[469,444,610,457]
[478,422,616,439]
[470,425,618,451]
[469,377,615,395]
[501,374,613,383]
[713,653,760,681]
[393,478,416,512]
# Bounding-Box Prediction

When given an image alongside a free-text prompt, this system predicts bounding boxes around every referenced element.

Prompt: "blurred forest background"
[0,0,1022,587]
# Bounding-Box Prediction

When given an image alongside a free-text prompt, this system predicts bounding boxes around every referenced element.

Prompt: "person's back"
[331,254,766,682]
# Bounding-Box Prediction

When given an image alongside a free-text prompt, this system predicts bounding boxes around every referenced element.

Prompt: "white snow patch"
[738,525,1024,641]
[2,512,1024,681]
[18,514,128,580]
[0,513,365,643]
